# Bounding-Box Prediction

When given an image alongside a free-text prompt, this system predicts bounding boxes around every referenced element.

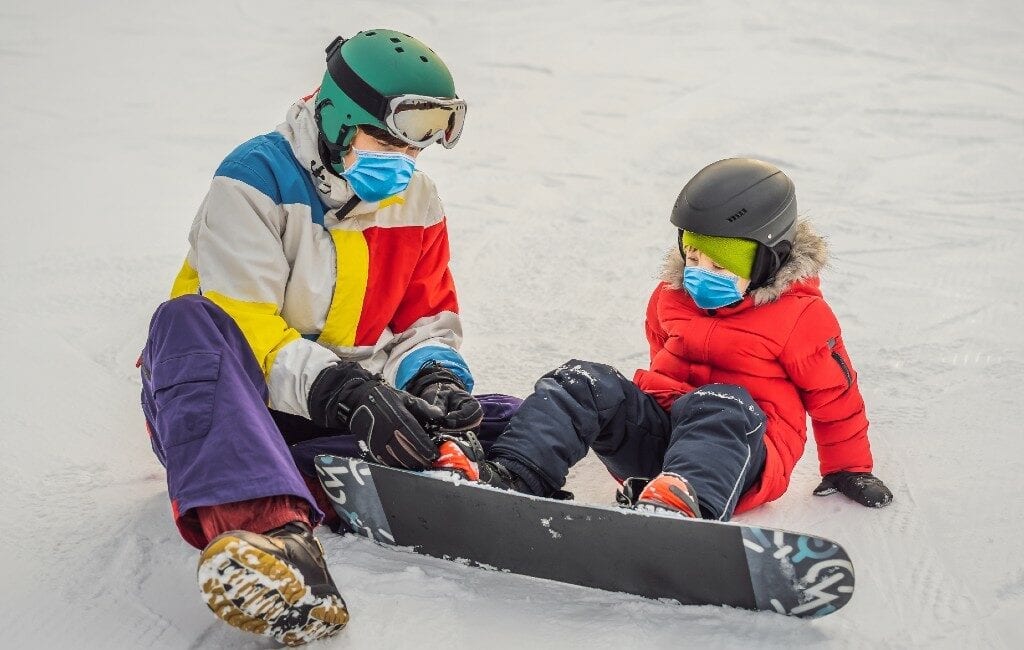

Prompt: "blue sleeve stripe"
[396,346,474,392]
[214,132,326,226]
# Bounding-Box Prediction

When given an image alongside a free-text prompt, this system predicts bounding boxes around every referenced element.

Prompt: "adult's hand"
[404,363,483,433]
[308,362,441,469]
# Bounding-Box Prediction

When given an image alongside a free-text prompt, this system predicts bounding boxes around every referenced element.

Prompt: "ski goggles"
[384,94,467,149]
[326,37,467,149]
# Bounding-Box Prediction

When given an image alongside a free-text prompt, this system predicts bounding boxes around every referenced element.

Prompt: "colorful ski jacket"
[633,220,873,513]
[170,96,472,419]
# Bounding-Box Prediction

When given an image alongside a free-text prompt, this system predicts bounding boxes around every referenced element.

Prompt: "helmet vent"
[395,47,404,53]
[390,37,401,43]
[420,55,429,62]
[365,31,377,36]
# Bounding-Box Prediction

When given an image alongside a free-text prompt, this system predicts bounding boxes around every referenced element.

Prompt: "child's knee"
[545,359,630,409]
[672,383,765,428]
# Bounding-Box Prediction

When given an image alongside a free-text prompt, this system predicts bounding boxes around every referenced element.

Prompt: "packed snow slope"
[2,1,1022,647]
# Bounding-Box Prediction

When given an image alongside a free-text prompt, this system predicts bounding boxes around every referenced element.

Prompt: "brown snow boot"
[197,521,348,646]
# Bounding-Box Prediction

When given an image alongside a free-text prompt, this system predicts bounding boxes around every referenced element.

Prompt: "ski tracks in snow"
[851,477,1005,647]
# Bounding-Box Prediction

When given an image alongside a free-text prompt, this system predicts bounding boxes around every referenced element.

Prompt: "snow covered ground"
[2,0,1022,647]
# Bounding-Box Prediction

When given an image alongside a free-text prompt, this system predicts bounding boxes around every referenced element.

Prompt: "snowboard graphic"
[314,454,854,618]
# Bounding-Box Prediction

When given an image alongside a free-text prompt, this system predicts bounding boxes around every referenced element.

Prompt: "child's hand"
[813,471,893,508]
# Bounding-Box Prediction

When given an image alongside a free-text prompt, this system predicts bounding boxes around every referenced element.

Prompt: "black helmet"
[670,158,797,289]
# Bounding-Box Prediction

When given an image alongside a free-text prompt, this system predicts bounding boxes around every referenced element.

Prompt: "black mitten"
[813,471,893,508]
[404,363,483,432]
[308,362,441,469]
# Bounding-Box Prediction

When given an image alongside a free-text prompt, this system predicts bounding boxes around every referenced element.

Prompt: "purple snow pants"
[140,295,521,543]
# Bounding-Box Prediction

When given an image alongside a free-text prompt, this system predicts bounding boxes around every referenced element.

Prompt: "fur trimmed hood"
[659,219,829,305]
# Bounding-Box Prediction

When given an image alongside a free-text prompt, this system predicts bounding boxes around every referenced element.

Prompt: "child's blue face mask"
[342,149,416,202]
[683,266,745,309]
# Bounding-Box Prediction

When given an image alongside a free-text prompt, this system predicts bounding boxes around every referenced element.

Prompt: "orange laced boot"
[431,436,481,481]
[635,472,701,518]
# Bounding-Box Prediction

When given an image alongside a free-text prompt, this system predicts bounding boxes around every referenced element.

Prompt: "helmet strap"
[748,242,792,290]
[314,97,353,176]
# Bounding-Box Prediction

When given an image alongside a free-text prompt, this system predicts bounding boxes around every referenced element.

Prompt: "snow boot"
[476,459,529,492]
[433,435,571,499]
[634,473,701,518]
[432,434,484,481]
[197,521,349,646]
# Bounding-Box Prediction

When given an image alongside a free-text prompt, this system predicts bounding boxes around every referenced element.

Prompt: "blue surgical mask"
[683,266,745,309]
[342,149,416,202]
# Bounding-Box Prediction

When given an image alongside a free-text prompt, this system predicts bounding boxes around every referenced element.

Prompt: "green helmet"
[315,30,457,170]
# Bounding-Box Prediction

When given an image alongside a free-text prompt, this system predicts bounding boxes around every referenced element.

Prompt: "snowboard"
[314,454,854,618]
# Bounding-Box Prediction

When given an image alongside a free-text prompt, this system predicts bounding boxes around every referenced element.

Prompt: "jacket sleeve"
[779,298,874,476]
[632,283,696,411]
[182,167,340,418]
[382,216,474,391]
[645,283,670,364]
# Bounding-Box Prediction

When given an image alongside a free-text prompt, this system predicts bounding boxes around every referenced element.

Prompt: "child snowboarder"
[474,158,893,520]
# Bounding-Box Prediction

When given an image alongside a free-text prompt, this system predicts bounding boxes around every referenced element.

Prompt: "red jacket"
[633,221,873,513]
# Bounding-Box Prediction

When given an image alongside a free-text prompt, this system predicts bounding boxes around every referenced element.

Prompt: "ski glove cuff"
[813,471,893,508]
[404,362,483,433]
[308,362,441,469]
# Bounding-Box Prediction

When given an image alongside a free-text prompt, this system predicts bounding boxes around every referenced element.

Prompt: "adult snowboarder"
[473,158,894,521]
[139,29,483,646]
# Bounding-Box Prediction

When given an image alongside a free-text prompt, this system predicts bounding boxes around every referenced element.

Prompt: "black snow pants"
[489,360,767,521]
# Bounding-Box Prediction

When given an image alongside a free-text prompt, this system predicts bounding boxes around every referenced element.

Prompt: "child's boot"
[432,434,484,480]
[432,435,567,498]
[474,458,531,492]
[429,432,531,492]
[635,472,701,518]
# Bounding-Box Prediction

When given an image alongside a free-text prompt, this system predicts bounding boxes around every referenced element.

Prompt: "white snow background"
[2,0,1022,647]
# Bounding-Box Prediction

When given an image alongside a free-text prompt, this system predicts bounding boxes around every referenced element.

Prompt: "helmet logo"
[727,208,748,222]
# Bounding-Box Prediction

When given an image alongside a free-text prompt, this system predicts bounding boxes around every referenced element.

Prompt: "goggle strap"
[325,45,390,121]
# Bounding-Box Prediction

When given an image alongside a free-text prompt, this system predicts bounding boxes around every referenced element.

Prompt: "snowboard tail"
[314,454,853,617]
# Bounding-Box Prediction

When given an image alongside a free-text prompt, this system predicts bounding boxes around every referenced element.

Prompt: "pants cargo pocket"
[151,352,222,448]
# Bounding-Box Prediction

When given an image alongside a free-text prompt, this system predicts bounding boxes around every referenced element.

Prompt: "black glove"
[813,471,893,508]
[308,362,441,469]
[404,362,483,433]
